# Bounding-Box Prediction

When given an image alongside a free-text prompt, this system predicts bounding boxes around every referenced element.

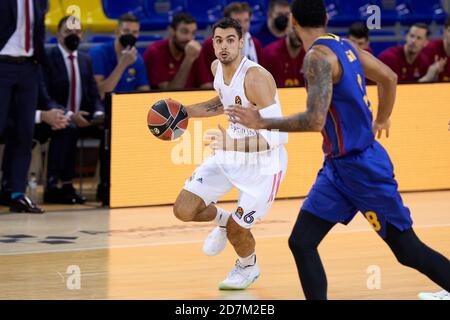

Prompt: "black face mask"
[64,34,80,52]
[119,34,137,48]
[274,15,289,32]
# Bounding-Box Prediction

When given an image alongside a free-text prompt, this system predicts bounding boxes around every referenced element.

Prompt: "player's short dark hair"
[118,13,140,25]
[57,15,81,31]
[212,18,243,39]
[170,12,197,30]
[444,16,450,29]
[224,2,252,18]
[269,0,290,13]
[291,0,327,28]
[348,22,369,40]
[409,23,430,37]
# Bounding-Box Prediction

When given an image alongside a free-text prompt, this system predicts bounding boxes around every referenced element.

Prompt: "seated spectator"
[197,2,265,88]
[378,23,443,83]
[262,21,305,87]
[348,22,373,54]
[89,14,150,99]
[143,13,202,89]
[253,0,291,47]
[422,16,450,82]
[42,16,104,204]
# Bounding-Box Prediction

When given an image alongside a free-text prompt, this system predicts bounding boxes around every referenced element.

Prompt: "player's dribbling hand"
[373,118,391,139]
[226,104,264,129]
[204,124,235,152]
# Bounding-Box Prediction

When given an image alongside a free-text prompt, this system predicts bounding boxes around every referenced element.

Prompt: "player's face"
[172,22,197,52]
[348,35,369,50]
[213,28,244,65]
[405,26,428,54]
[229,11,251,35]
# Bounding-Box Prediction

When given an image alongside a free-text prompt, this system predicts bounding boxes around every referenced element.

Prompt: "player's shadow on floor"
[218,290,258,300]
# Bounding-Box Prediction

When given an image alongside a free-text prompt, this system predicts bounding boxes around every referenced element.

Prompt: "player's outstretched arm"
[226,48,333,132]
[185,95,224,118]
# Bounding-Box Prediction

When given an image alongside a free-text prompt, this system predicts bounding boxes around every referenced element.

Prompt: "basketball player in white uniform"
[173,18,288,290]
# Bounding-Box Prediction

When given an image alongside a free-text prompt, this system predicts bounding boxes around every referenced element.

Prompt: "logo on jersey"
[196,177,203,184]
[235,96,242,105]
[235,206,244,219]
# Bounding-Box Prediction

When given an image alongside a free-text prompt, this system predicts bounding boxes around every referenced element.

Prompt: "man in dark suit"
[0,0,48,213]
[42,15,104,204]
[1,68,68,206]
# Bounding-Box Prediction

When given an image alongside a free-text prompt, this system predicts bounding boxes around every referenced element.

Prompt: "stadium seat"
[89,35,115,43]
[101,0,147,20]
[184,0,225,28]
[398,0,447,25]
[141,0,185,31]
[61,0,117,33]
[45,0,65,34]
[326,0,374,27]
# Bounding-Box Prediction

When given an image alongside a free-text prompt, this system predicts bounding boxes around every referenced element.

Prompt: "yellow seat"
[45,0,65,34]
[60,0,118,33]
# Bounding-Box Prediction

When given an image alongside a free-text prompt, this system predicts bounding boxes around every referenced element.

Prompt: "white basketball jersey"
[213,57,284,140]
[212,57,288,178]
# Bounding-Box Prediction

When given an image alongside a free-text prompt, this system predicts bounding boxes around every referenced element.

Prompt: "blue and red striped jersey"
[309,34,374,158]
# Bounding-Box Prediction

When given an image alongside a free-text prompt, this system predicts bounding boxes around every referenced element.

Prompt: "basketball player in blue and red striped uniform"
[227,0,450,300]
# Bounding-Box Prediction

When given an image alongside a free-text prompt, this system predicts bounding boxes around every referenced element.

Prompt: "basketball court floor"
[0,191,449,300]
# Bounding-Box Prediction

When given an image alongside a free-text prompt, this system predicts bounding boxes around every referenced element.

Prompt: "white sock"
[239,252,256,267]
[213,207,230,227]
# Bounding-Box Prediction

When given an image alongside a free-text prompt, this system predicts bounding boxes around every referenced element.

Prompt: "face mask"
[274,15,289,32]
[119,34,137,48]
[64,34,80,52]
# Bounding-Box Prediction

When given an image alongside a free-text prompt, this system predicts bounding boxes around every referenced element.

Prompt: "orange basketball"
[147,99,189,140]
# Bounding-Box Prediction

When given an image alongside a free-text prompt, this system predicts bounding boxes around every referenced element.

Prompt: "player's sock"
[238,252,256,267]
[213,207,230,227]
[288,209,336,300]
[384,223,450,292]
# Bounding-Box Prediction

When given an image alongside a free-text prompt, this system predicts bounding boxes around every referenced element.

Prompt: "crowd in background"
[0,0,449,213]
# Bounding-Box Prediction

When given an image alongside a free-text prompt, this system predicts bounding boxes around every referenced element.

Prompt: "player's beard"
[288,30,302,49]
[174,38,188,53]
[218,50,239,65]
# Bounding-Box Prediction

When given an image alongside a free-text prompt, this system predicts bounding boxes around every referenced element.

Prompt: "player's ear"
[239,36,244,50]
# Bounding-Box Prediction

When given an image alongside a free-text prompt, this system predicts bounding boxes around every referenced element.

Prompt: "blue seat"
[89,35,115,43]
[370,0,400,26]
[101,0,147,20]
[398,0,447,25]
[141,0,185,31]
[326,0,376,27]
[184,1,225,29]
[138,34,163,42]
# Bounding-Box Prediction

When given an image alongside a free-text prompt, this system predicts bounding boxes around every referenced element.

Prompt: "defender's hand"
[373,118,391,139]
[226,104,265,130]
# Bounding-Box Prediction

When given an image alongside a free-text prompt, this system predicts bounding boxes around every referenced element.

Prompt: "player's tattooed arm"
[227,48,333,132]
[186,95,224,118]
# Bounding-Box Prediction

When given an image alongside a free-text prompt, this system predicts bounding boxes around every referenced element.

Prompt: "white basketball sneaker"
[418,290,450,300]
[203,226,227,256]
[218,260,260,290]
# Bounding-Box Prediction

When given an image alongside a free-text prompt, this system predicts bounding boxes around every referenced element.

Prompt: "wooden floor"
[0,191,449,300]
